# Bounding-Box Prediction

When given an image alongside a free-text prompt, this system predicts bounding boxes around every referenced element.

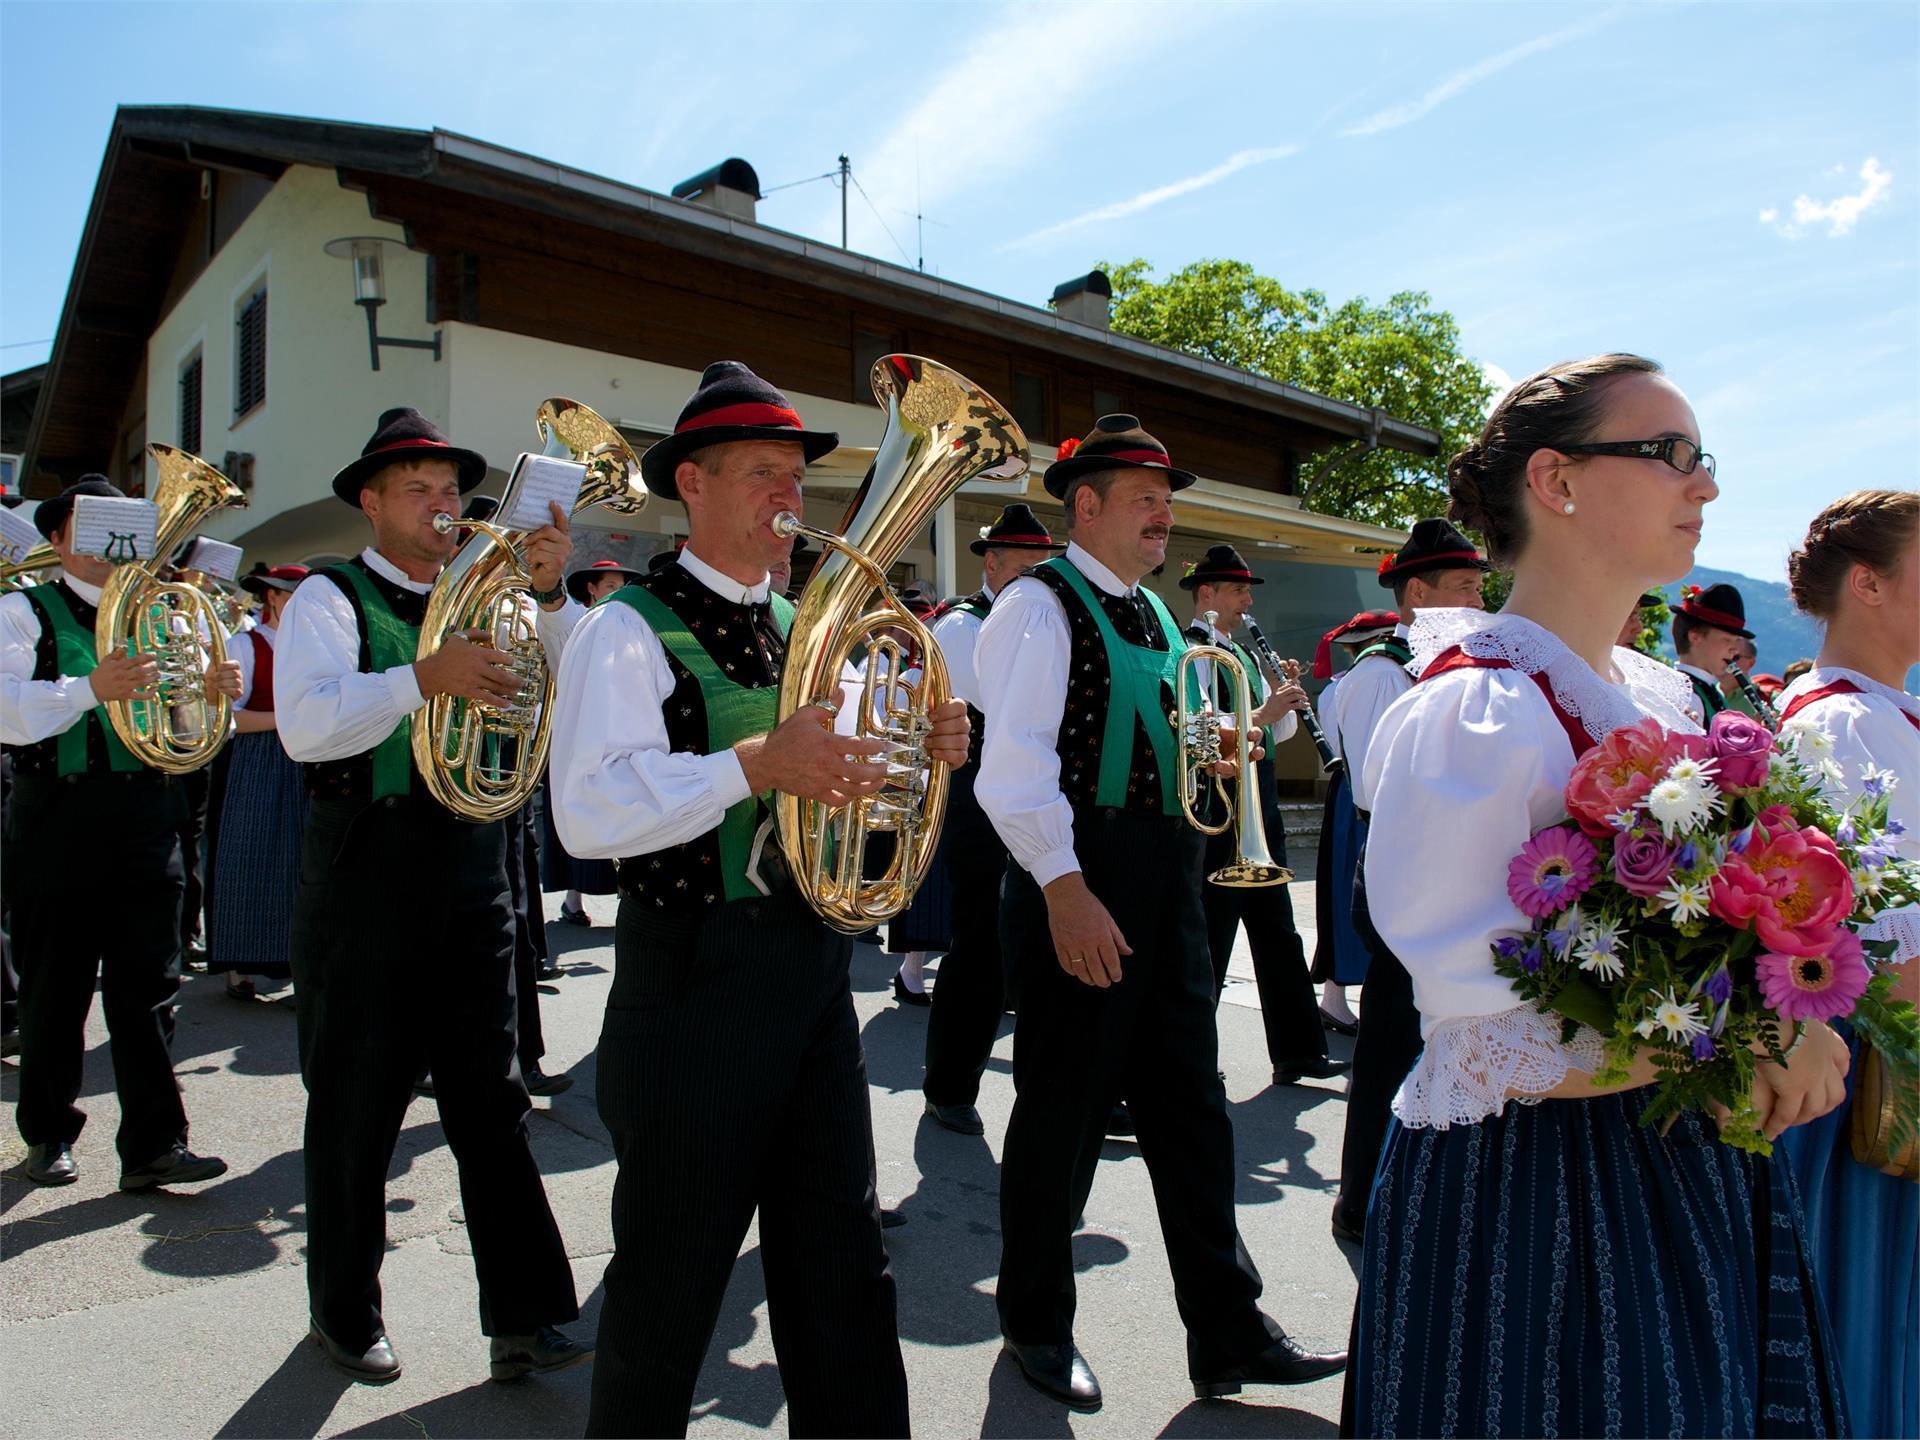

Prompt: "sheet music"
[179,535,243,581]
[70,497,160,564]
[501,454,586,533]
[0,505,41,563]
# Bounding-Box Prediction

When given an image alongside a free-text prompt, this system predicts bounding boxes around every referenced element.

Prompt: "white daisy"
[1650,991,1708,1042]
[1635,1017,1658,1039]
[1656,878,1713,923]
[1782,719,1834,762]
[1665,755,1720,787]
[1856,867,1885,900]
[1646,775,1721,837]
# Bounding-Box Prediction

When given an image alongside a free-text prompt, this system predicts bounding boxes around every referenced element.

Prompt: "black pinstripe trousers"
[588,886,909,1438]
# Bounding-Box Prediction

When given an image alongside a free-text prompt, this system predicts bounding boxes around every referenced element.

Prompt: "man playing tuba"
[2,476,240,1191]
[274,408,589,1386]
[548,361,970,1438]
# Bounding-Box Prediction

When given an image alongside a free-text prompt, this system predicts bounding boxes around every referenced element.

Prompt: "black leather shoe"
[1105,1102,1135,1138]
[537,958,562,980]
[1273,1057,1352,1086]
[489,1325,594,1381]
[892,974,930,1007]
[880,1207,908,1229]
[1330,1204,1365,1246]
[1192,1334,1347,1397]
[413,1071,435,1099]
[556,904,592,928]
[24,1141,77,1186]
[924,1100,985,1136]
[182,939,209,972]
[1004,1338,1101,1411]
[523,1063,574,1097]
[311,1322,402,1384]
[119,1144,227,1191]
[1319,1008,1359,1037]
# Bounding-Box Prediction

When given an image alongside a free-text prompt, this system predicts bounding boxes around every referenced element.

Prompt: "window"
[852,329,899,403]
[1092,385,1126,419]
[0,454,18,496]
[178,350,204,455]
[1011,370,1049,441]
[234,283,267,419]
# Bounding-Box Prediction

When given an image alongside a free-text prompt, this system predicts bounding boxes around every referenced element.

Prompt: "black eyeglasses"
[1559,437,1716,479]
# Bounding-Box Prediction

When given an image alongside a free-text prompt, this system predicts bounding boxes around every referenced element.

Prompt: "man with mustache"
[975,415,1345,1411]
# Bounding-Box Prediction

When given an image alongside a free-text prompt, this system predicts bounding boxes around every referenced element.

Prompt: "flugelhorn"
[96,445,249,773]
[413,398,648,821]
[1724,658,1779,730]
[1173,626,1291,888]
[772,355,1028,933]
[1243,618,1342,775]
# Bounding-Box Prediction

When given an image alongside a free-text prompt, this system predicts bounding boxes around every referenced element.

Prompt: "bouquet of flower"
[1491,709,1920,1154]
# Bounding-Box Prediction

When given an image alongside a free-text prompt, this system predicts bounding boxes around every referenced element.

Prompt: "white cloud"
[1341,10,1622,138]
[1481,361,1516,413]
[1761,157,1893,239]
[1000,145,1301,251]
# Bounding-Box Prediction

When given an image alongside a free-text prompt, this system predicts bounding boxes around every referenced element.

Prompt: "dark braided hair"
[1787,490,1918,618]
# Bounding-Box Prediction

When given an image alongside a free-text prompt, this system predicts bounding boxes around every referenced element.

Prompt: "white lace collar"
[1408,608,1700,741]
[1787,665,1920,719]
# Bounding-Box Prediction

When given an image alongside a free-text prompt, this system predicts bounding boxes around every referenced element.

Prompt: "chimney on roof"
[672,158,762,223]
[1052,270,1112,331]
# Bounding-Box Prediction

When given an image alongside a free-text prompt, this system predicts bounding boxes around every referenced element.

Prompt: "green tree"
[1097,258,1494,531]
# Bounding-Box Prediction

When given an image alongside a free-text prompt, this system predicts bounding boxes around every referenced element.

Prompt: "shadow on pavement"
[1160,1396,1339,1437]
[214,1335,356,1438]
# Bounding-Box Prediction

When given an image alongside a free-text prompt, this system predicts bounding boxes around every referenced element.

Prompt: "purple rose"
[1708,710,1774,791]
[1614,828,1681,897]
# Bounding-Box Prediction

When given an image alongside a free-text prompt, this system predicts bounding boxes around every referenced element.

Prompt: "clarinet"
[1724,658,1780,730]
[1244,620,1344,775]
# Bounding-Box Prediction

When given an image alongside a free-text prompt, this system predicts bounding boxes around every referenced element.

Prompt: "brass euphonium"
[772,355,1028,933]
[0,543,59,591]
[412,397,648,821]
[96,444,249,773]
[1173,614,1291,888]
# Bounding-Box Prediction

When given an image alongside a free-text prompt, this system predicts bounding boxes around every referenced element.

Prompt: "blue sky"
[2,1,1914,586]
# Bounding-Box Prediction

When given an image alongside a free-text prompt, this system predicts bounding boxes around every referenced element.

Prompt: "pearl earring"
[1562,503,1576,515]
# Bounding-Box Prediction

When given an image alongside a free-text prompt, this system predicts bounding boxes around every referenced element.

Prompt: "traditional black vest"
[612,563,790,917]
[11,581,143,779]
[302,556,430,804]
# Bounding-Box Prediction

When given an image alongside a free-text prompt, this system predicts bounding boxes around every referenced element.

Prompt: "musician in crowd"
[919,503,1062,1135]
[1327,517,1487,1247]
[1179,543,1343,1087]
[1305,610,1400,1034]
[548,361,968,1436]
[1615,590,1662,651]
[2,476,239,1189]
[208,563,308,1001]
[770,533,809,600]
[975,415,1345,1411]
[1670,579,1752,722]
[1719,632,1764,717]
[275,408,587,1386]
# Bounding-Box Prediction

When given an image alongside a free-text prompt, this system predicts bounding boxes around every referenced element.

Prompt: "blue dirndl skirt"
[1350,1088,1850,1438]
[208,729,309,977]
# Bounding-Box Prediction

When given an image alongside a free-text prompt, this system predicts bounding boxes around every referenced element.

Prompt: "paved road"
[0,881,1358,1439]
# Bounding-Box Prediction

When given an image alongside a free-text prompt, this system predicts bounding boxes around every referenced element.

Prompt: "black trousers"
[590,887,908,1439]
[9,772,190,1167]
[1,751,15,1035]
[1331,864,1422,1229]
[922,764,1008,1108]
[178,765,211,947]
[997,808,1277,1372]
[1199,823,1324,1072]
[290,794,577,1350]
[503,800,545,1069]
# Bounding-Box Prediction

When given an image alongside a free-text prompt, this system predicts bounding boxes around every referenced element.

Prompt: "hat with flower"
[1042,413,1196,499]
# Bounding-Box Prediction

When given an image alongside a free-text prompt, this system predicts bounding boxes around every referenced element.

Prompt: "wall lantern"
[322,236,442,372]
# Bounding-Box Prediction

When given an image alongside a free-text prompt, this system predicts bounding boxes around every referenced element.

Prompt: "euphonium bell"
[1172,622,1291,888]
[0,543,59,591]
[94,444,250,773]
[772,355,1028,934]
[412,397,648,821]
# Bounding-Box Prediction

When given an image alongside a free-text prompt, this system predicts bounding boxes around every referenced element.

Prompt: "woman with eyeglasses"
[1342,354,1851,1438]
[1774,488,1919,1440]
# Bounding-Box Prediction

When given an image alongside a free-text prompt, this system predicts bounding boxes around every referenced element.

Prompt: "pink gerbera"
[1754,931,1872,1023]
[1507,826,1601,919]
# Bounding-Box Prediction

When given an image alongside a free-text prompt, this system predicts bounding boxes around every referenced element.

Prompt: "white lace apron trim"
[1393,1004,1609,1129]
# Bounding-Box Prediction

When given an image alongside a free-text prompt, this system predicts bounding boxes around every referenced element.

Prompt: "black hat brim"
[640,427,840,502]
[1376,555,1491,587]
[1178,569,1264,591]
[331,446,489,506]
[565,566,642,604]
[969,534,1065,556]
[1042,452,1197,500]
[1680,609,1754,640]
[239,575,301,596]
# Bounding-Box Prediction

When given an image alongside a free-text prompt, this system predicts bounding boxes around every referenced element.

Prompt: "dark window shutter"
[179,353,204,454]
[234,286,268,418]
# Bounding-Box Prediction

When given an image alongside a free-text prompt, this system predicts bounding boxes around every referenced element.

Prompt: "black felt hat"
[330,408,488,506]
[646,540,690,573]
[1677,581,1753,638]
[33,475,122,540]
[565,558,644,605]
[1375,518,1489,587]
[640,362,839,503]
[970,502,1063,556]
[1179,542,1263,591]
[1042,414,1196,499]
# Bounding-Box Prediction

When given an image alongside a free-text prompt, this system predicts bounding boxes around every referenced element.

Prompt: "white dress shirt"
[0,575,106,745]
[275,546,581,763]
[1674,660,1720,723]
[1330,622,1413,810]
[927,580,997,709]
[547,547,859,863]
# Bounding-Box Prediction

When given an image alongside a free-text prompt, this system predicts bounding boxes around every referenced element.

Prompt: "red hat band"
[677,401,804,436]
[1680,600,1745,631]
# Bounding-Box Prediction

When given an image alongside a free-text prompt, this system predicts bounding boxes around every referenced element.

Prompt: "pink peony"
[1507,826,1601,917]
[1613,828,1681,898]
[1565,719,1707,837]
[1708,804,1856,957]
[1708,710,1775,791]
[1755,929,1872,1023]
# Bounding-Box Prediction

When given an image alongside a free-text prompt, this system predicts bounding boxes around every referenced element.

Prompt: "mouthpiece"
[771,512,804,539]
[431,513,458,535]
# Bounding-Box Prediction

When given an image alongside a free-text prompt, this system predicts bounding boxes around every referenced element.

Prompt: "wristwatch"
[529,582,566,606]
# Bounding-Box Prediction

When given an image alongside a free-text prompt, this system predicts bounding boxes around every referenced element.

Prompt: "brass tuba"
[1172,616,1291,888]
[773,355,1028,933]
[0,543,59,591]
[412,397,647,821]
[96,445,249,773]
